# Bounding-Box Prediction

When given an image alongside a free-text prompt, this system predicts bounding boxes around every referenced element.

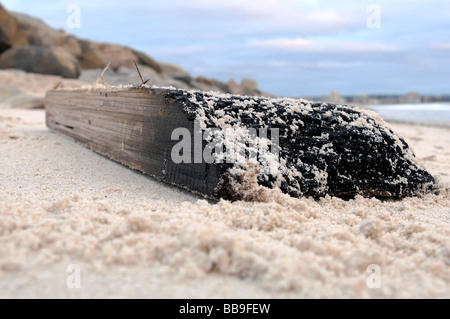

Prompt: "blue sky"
[2,0,450,96]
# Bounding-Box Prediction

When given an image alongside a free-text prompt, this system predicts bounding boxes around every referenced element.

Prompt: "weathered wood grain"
[45,88,221,199]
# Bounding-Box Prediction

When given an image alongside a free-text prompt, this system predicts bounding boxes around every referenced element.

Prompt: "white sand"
[0,109,449,298]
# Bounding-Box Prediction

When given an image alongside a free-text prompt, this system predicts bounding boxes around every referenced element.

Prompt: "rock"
[77,39,106,70]
[160,62,192,85]
[129,48,162,74]
[226,79,241,95]
[0,88,45,109]
[211,79,230,93]
[0,69,86,109]
[240,78,260,96]
[91,42,137,71]
[11,11,82,57]
[192,77,224,92]
[0,45,81,78]
[11,11,161,73]
[63,35,82,57]
[165,78,192,90]
[195,76,215,87]
[10,11,53,30]
[0,5,28,53]
[227,78,261,96]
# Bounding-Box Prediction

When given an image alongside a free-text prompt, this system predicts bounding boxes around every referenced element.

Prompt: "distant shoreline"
[376,119,450,129]
[368,102,450,128]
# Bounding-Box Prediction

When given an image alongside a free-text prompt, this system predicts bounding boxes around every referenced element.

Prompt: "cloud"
[1,0,450,96]
[298,61,362,70]
[249,38,402,53]
[435,43,450,51]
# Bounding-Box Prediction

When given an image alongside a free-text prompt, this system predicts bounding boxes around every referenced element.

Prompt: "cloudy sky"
[2,0,450,96]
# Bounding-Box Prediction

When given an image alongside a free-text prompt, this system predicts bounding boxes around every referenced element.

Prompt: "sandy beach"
[0,108,448,298]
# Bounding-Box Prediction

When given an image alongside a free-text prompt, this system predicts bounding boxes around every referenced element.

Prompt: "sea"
[368,103,450,127]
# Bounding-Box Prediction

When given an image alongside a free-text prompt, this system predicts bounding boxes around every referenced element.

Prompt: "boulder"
[160,62,192,85]
[0,5,28,53]
[0,87,46,109]
[211,79,230,93]
[227,78,261,96]
[0,69,86,109]
[63,35,82,57]
[91,42,137,71]
[0,45,80,78]
[10,11,53,30]
[77,39,106,69]
[226,79,242,95]
[11,11,82,57]
[129,48,162,74]
[240,78,260,96]
[192,77,224,92]
[195,76,215,86]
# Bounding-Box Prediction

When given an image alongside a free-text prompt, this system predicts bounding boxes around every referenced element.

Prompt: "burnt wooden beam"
[45,87,437,200]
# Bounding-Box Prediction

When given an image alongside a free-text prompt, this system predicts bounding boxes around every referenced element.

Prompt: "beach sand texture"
[0,109,449,298]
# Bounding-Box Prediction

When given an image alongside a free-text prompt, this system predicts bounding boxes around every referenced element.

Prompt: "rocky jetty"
[0,4,265,96]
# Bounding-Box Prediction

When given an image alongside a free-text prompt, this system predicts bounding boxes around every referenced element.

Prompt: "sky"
[2,0,450,97]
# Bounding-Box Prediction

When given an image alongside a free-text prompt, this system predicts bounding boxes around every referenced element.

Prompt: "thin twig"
[94,62,111,86]
[134,60,149,87]
[99,75,111,88]
[53,81,62,90]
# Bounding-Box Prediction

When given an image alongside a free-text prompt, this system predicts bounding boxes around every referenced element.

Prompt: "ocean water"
[368,103,450,127]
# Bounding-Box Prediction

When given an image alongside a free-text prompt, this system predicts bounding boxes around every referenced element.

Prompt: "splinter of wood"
[134,60,149,87]
[94,62,111,86]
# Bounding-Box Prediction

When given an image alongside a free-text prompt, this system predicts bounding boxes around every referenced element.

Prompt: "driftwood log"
[45,87,436,200]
